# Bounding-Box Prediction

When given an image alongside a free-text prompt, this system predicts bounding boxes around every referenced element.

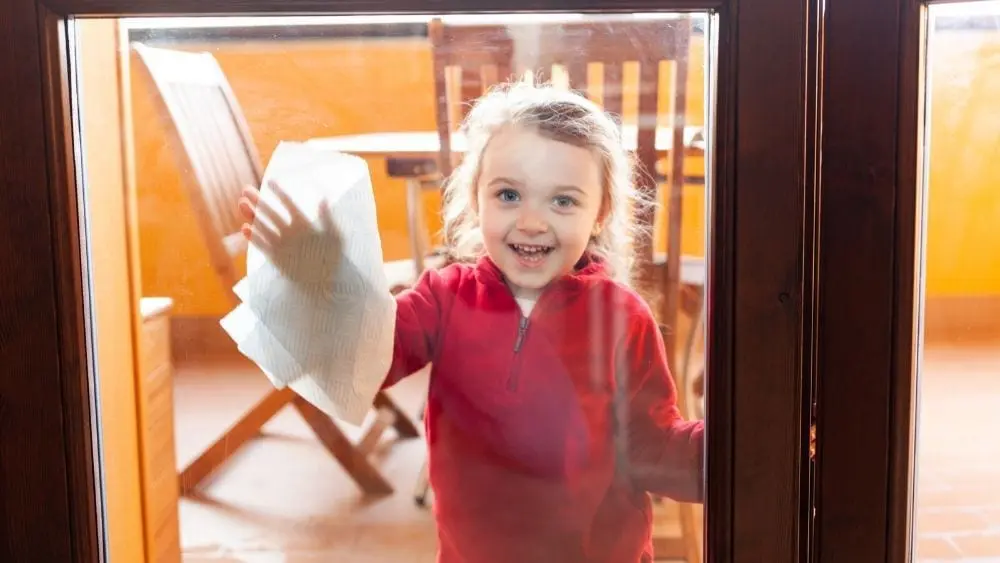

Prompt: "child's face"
[476,126,605,299]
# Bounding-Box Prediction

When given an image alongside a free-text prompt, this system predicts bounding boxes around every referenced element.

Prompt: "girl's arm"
[619,305,705,503]
[381,266,452,389]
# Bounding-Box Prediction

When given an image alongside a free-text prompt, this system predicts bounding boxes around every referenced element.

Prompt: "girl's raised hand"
[239,180,332,249]
[237,179,336,276]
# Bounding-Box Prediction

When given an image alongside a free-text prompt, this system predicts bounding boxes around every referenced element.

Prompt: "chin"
[506,271,555,291]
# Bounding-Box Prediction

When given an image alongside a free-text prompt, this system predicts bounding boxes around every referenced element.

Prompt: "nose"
[515,206,549,235]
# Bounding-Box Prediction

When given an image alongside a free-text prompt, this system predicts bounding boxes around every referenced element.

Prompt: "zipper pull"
[513,316,529,352]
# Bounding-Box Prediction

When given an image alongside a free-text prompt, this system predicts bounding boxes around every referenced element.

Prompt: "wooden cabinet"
[138,297,182,563]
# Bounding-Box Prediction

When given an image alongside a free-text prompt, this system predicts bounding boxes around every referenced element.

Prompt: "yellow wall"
[78,19,147,563]
[924,29,1000,296]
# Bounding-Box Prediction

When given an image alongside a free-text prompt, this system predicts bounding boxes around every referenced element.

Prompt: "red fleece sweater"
[384,254,704,563]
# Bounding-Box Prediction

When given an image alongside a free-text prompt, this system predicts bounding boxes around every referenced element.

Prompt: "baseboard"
[923,294,1000,345]
[170,315,243,364]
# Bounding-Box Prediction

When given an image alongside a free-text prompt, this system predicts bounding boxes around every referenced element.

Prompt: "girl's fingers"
[242,184,260,200]
[249,217,281,244]
[240,182,289,230]
[267,180,308,226]
[253,195,291,232]
[240,218,279,245]
[243,223,275,256]
[317,200,334,232]
[238,197,257,221]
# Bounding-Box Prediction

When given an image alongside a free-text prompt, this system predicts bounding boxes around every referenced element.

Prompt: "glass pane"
[914,2,1000,560]
[71,12,713,562]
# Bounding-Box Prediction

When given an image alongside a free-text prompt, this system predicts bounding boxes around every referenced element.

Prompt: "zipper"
[513,316,529,352]
[507,315,530,391]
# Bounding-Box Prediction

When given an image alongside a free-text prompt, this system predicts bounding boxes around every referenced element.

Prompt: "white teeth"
[511,244,552,254]
[509,244,553,265]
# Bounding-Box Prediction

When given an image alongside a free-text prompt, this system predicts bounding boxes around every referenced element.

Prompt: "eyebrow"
[486,176,523,188]
[486,177,588,196]
[556,185,588,196]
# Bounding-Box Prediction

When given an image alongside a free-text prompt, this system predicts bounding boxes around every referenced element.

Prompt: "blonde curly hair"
[439,76,653,288]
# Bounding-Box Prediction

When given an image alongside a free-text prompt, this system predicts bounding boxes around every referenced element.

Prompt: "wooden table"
[308,125,707,159]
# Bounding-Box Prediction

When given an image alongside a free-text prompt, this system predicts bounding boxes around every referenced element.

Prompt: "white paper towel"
[220,141,397,426]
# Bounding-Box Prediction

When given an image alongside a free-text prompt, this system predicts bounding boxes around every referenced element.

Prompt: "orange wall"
[923,29,1000,297]
[133,39,438,316]
[78,19,147,563]
[132,35,708,317]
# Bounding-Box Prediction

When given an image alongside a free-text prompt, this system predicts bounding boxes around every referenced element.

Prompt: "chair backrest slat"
[133,43,264,299]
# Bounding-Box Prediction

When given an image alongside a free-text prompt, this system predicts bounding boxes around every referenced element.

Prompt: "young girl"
[238,78,704,563]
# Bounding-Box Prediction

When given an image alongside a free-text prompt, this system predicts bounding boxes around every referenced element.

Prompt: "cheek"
[555,206,601,238]
[477,203,506,238]
[557,217,597,245]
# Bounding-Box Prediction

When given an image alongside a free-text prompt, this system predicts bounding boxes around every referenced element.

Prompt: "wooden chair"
[528,19,703,562]
[380,17,517,284]
[525,17,699,372]
[131,42,421,498]
[410,18,704,561]
[425,16,704,362]
[428,15,706,399]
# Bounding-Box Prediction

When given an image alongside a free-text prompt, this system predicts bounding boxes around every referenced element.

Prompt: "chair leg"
[178,385,407,498]
[374,391,421,439]
[412,398,431,507]
[413,459,431,507]
[291,396,394,495]
[677,502,702,563]
[681,289,706,419]
[179,387,295,494]
[652,500,702,562]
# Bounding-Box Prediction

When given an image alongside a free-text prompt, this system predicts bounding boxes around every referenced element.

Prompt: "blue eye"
[554,195,578,208]
[497,188,520,202]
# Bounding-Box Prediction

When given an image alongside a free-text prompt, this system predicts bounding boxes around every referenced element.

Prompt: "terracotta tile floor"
[173,343,995,562]
[173,359,439,562]
[173,360,694,562]
[914,345,1000,562]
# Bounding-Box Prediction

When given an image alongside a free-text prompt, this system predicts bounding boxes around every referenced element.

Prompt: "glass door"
[813,1,1000,562]
[0,0,821,561]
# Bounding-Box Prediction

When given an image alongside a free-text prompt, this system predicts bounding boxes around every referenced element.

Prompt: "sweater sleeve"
[619,304,705,503]
[381,266,451,389]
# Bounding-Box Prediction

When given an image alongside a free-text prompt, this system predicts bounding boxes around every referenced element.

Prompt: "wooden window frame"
[0,0,824,561]
[811,0,953,562]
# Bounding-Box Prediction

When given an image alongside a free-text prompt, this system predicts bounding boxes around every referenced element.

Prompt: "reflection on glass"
[914,2,1000,561]
[73,12,712,561]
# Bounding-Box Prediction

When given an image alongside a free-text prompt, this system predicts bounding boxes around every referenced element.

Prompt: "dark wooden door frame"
[811,0,928,562]
[0,0,821,561]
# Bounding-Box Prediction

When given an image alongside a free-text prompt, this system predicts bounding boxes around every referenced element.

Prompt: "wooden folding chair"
[132,42,421,497]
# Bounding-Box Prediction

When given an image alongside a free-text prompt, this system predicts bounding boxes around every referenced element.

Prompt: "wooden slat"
[601,61,624,119]
[292,397,395,495]
[178,388,295,493]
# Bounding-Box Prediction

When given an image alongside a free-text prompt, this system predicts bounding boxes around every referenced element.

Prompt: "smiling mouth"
[509,243,555,264]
